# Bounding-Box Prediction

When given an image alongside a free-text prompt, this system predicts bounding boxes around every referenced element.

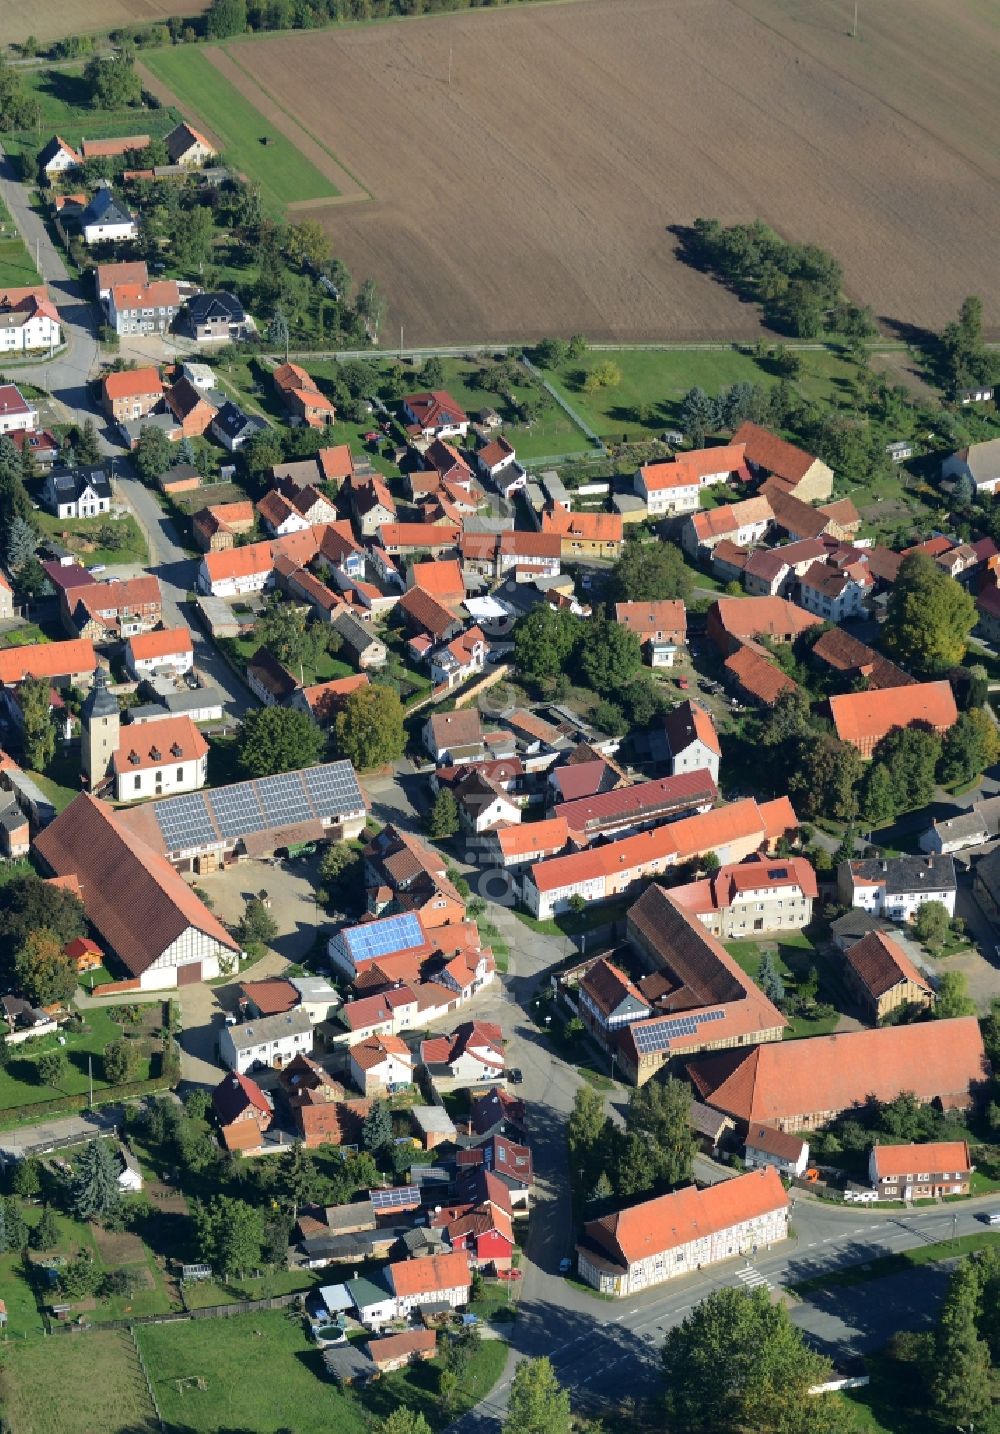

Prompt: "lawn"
[360,1336,508,1431]
[426,356,592,461]
[140,1311,348,1434]
[725,929,843,1039]
[514,895,633,938]
[1,66,180,167]
[32,511,148,568]
[180,1267,323,1309]
[0,1327,158,1434]
[0,238,39,289]
[226,632,355,687]
[539,345,855,446]
[0,1004,156,1116]
[0,623,50,649]
[141,47,338,211]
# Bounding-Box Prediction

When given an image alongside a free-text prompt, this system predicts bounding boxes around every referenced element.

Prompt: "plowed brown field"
[199,0,1000,342]
[6,0,207,45]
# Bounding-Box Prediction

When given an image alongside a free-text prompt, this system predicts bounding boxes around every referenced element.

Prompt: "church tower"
[80,666,119,789]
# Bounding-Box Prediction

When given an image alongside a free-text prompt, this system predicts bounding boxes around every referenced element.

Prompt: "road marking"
[736,1265,774,1293]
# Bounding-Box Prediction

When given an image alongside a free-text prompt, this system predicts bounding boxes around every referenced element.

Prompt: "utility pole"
[448,43,453,87]
[852,0,858,38]
[399,324,404,359]
[88,1055,93,1108]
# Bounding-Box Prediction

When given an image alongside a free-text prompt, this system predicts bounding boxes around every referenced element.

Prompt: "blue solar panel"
[346,913,424,962]
[211,784,266,839]
[370,1186,420,1211]
[257,772,314,827]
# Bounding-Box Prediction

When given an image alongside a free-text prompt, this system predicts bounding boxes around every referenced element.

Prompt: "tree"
[75,419,101,465]
[84,51,141,108]
[244,425,285,477]
[12,1158,41,1200]
[103,1038,140,1086]
[859,761,897,829]
[174,204,216,272]
[278,1139,322,1220]
[662,1286,836,1434]
[362,1099,392,1157]
[583,360,620,393]
[513,606,580,684]
[133,424,174,484]
[578,616,642,692]
[285,219,330,272]
[680,387,717,447]
[38,1050,69,1089]
[422,357,445,388]
[31,1206,59,1251]
[757,951,786,1006]
[610,540,692,603]
[567,1085,607,1192]
[237,897,278,949]
[625,1077,695,1189]
[0,876,86,963]
[15,927,76,1006]
[930,1259,993,1428]
[702,850,721,874]
[869,725,942,816]
[939,295,993,397]
[935,970,976,1020]
[3,1197,27,1251]
[71,1139,122,1222]
[0,1034,8,1071]
[535,338,569,368]
[913,901,950,952]
[427,788,460,841]
[788,734,862,822]
[19,674,55,771]
[5,515,37,577]
[356,277,387,339]
[0,55,42,129]
[236,705,324,778]
[332,683,405,770]
[938,708,1000,788]
[194,1195,263,1276]
[318,841,363,912]
[255,596,325,672]
[373,1412,433,1434]
[882,553,976,675]
[206,0,247,37]
[503,1357,571,1434]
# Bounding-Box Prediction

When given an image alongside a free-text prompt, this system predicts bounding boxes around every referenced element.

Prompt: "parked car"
[558,1257,573,1274]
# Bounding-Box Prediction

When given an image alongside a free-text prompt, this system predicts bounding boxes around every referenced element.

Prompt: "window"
[134,775,141,790]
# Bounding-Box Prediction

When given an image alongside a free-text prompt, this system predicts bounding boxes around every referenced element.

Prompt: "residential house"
[41,465,112,520]
[614,601,686,666]
[489,816,569,871]
[273,361,336,428]
[420,1021,505,1087]
[941,438,1000,496]
[66,576,162,641]
[78,187,137,245]
[731,421,834,503]
[920,808,991,856]
[0,383,38,435]
[809,627,913,692]
[364,823,468,929]
[111,715,208,802]
[402,391,469,441]
[634,444,748,517]
[163,121,216,167]
[333,610,387,670]
[349,1034,414,1095]
[424,708,484,764]
[106,280,180,337]
[578,958,651,1041]
[663,701,720,784]
[258,482,338,537]
[670,854,818,938]
[0,286,61,354]
[840,928,934,1022]
[379,523,461,560]
[439,945,495,1002]
[34,792,240,989]
[743,1124,809,1179]
[219,1008,314,1074]
[165,376,218,439]
[367,1330,437,1374]
[869,1141,972,1200]
[240,978,299,1019]
[291,674,370,727]
[183,291,247,343]
[211,400,267,452]
[829,680,958,756]
[577,1167,789,1296]
[351,476,397,539]
[430,625,487,690]
[192,500,256,552]
[450,769,520,834]
[477,436,524,496]
[102,367,163,425]
[797,557,873,621]
[496,530,562,580]
[197,542,274,597]
[387,1252,472,1314]
[211,1071,274,1151]
[687,1017,986,1132]
[11,427,59,469]
[246,647,300,706]
[682,496,773,556]
[40,135,81,175]
[838,854,957,922]
[94,260,148,303]
[540,507,623,559]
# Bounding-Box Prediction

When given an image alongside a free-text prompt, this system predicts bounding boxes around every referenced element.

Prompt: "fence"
[49,1290,303,1336]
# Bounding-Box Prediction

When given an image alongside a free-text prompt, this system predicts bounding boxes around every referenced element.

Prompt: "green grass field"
[0,196,39,288]
[540,345,855,445]
[141,47,338,211]
[1,67,179,168]
[31,511,148,568]
[0,1005,155,1114]
[725,931,842,1039]
[0,1327,158,1434]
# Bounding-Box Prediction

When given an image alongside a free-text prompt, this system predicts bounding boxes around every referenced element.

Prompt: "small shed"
[322,1343,376,1385]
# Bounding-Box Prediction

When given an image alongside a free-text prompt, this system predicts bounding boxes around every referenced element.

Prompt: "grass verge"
[790,1231,1000,1295]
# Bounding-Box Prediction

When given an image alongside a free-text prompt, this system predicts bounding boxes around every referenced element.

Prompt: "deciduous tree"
[882,553,976,675]
[194,1195,263,1276]
[236,705,325,777]
[610,539,692,603]
[15,927,76,1006]
[503,1357,571,1434]
[427,788,460,840]
[913,901,950,952]
[937,708,1000,788]
[625,1076,694,1189]
[19,674,55,772]
[103,1038,140,1086]
[930,1259,993,1428]
[934,970,976,1020]
[237,897,278,949]
[332,683,405,770]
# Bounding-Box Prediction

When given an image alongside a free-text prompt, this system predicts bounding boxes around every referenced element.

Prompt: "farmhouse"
[682,496,772,555]
[220,1008,314,1074]
[387,1252,471,1313]
[687,1017,986,1131]
[707,596,822,654]
[743,1124,809,1179]
[634,444,749,516]
[731,422,834,503]
[33,793,240,989]
[828,680,959,756]
[0,637,96,690]
[614,601,686,665]
[577,1167,788,1296]
[66,576,163,642]
[273,362,336,428]
[164,121,216,167]
[40,135,81,175]
[103,367,163,425]
[869,1141,972,1200]
[540,507,623,558]
[212,1071,274,1151]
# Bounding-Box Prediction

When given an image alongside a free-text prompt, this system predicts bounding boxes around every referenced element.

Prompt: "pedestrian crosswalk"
[735,1264,775,1294]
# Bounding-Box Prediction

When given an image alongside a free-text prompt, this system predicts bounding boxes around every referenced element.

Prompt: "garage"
[177,962,202,986]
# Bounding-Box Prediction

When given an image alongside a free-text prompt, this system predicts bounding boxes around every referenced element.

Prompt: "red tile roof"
[614,600,687,640]
[127,627,193,662]
[745,1123,807,1162]
[842,930,933,1000]
[112,715,207,776]
[555,770,716,834]
[240,978,299,1015]
[583,1167,787,1266]
[829,680,958,749]
[724,643,797,706]
[732,422,819,483]
[871,1141,971,1179]
[711,596,823,644]
[103,366,162,401]
[411,559,465,602]
[541,508,623,544]
[388,1251,471,1297]
[0,638,96,684]
[688,1017,987,1125]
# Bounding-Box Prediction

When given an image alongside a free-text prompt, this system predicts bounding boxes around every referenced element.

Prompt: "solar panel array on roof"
[151,761,364,852]
[369,1186,420,1212]
[345,913,424,962]
[632,1006,726,1057]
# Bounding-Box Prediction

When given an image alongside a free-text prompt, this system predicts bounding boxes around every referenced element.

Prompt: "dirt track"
[217,0,1000,345]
